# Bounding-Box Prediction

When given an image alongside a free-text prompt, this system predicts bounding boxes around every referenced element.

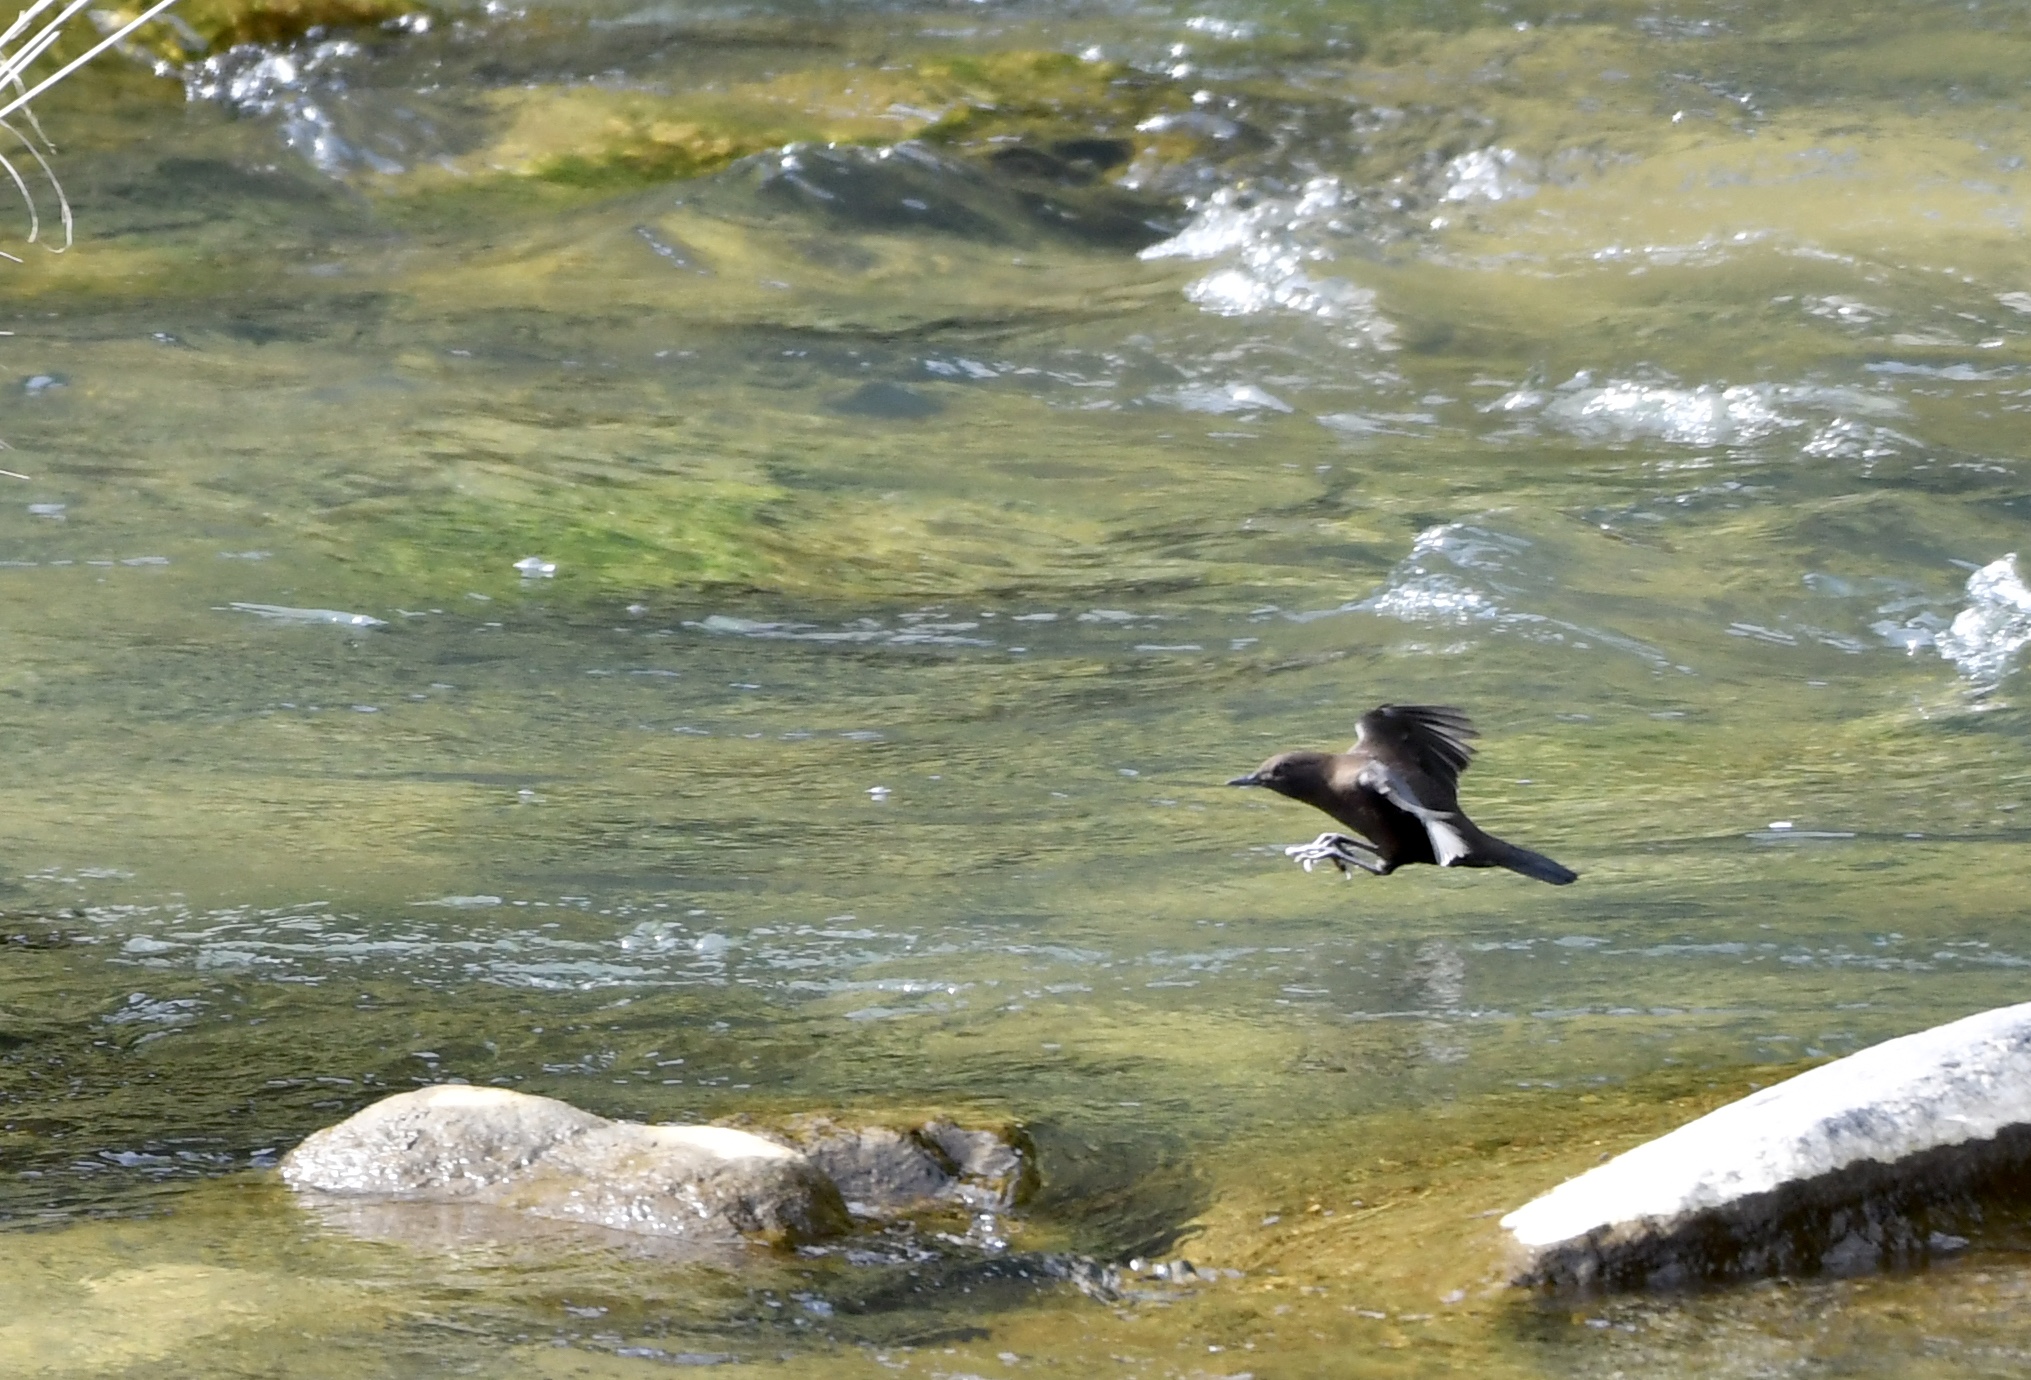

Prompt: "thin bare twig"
[0,0,183,120]
[0,0,183,257]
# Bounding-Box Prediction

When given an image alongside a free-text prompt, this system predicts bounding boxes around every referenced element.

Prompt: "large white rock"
[1503,1001,2031,1288]
[281,1087,850,1247]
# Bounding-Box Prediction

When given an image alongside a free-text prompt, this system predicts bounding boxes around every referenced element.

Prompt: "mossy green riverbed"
[4,0,2031,1372]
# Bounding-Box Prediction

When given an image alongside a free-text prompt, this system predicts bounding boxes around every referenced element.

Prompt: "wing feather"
[1353,704,1478,785]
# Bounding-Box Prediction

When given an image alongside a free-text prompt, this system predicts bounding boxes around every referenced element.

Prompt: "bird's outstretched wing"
[1352,704,1478,787]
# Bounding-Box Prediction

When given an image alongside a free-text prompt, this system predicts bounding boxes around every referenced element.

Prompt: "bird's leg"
[1284,833,1385,876]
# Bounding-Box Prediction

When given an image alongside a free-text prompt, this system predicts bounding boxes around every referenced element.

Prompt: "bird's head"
[1227,750,1331,801]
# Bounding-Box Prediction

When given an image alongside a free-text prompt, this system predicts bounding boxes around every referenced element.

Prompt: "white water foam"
[1182,14,1261,40]
[1541,381,1798,445]
[1801,417,1919,462]
[1358,524,1530,626]
[1300,521,1675,667]
[1137,176,1397,348]
[1153,382,1293,415]
[1438,146,1536,204]
[184,40,401,176]
[1936,555,2031,687]
[1496,375,1904,449]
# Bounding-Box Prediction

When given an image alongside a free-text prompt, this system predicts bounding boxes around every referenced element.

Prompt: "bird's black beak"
[1227,773,1262,787]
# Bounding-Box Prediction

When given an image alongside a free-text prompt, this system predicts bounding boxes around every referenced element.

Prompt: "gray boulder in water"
[280,1086,850,1246]
[1503,1002,2031,1289]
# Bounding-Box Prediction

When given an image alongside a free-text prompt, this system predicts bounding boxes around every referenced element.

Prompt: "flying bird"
[1228,704,1577,885]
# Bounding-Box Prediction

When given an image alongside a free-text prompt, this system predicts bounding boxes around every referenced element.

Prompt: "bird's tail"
[1466,829,1578,886]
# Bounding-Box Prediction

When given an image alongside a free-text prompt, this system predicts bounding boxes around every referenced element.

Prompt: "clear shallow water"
[6,0,2031,1372]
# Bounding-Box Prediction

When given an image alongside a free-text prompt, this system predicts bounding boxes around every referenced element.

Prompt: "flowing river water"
[5,0,2031,1373]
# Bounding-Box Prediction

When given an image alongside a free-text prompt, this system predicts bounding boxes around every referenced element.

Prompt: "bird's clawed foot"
[1284,833,1385,876]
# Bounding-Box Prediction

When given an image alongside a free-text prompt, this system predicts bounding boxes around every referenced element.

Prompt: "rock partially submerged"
[281,1088,1040,1255]
[281,1086,850,1248]
[1503,1001,2031,1289]
[760,1114,1038,1215]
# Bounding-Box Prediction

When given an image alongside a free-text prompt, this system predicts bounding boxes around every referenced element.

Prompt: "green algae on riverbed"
[16,5,2031,598]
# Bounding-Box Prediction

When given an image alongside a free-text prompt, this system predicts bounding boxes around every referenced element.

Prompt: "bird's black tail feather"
[1470,831,1578,886]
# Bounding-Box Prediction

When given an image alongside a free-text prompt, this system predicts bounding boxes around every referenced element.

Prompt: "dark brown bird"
[1228,704,1577,885]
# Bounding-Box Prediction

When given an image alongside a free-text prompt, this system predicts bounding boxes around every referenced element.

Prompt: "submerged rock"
[1503,1002,2031,1289]
[281,1086,850,1247]
[752,1114,1038,1215]
[784,1122,955,1212]
[466,50,1195,199]
[922,1119,1039,1208]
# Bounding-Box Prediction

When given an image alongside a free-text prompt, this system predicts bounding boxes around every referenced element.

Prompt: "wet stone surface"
[281,1087,1041,1254]
[1504,1003,2031,1290]
[282,1086,851,1247]
[749,1113,1039,1216]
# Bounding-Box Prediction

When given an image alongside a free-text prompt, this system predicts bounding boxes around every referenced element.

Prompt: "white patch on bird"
[1427,820,1473,865]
